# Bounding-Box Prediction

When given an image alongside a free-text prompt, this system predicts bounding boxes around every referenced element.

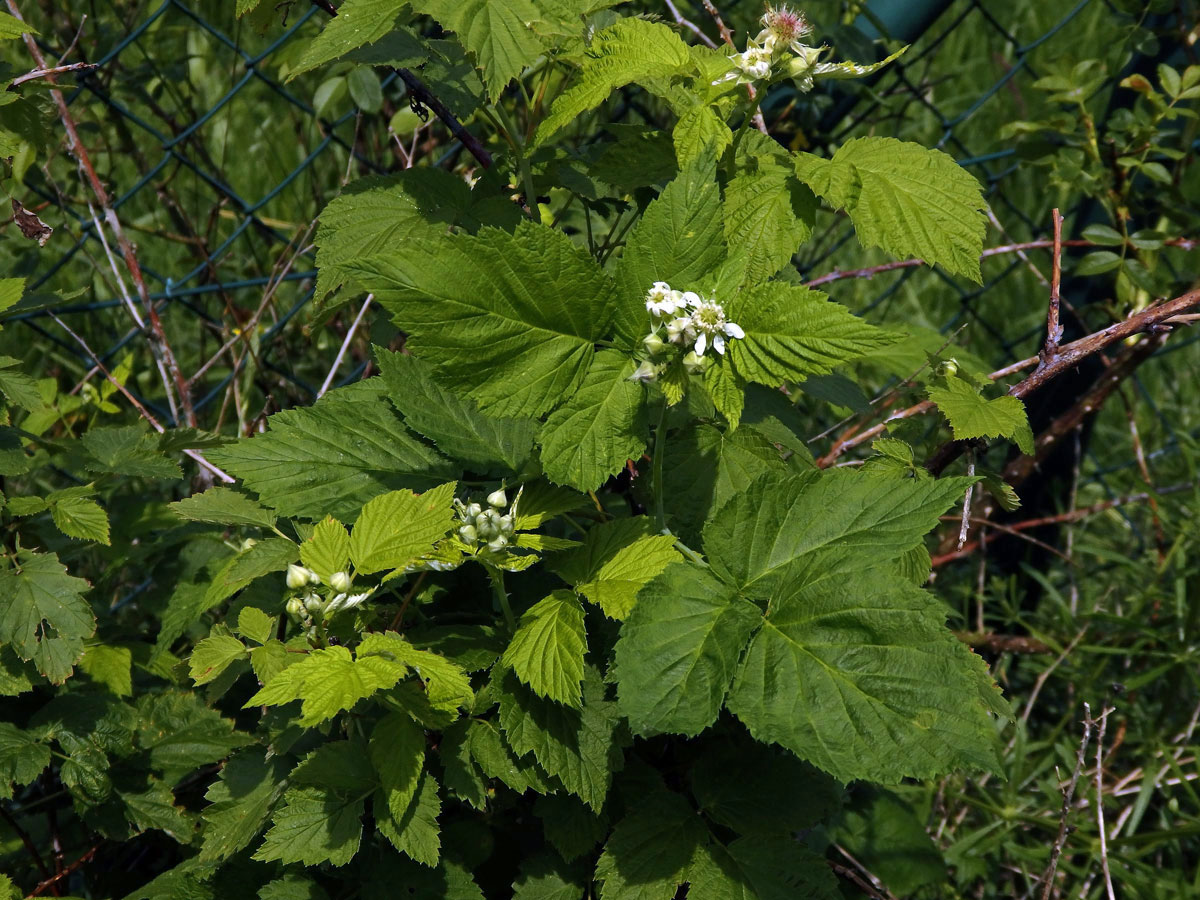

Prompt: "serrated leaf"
[350,222,612,418]
[370,711,425,822]
[360,632,474,711]
[235,607,276,645]
[795,137,987,282]
[724,164,816,278]
[0,365,42,412]
[136,692,250,779]
[350,482,456,574]
[498,668,622,811]
[513,853,587,900]
[378,350,537,473]
[259,874,332,900]
[726,571,1005,783]
[703,470,974,595]
[575,531,680,621]
[502,591,588,707]
[614,564,761,737]
[207,388,454,521]
[199,749,290,862]
[689,837,840,900]
[170,487,276,529]
[927,375,1035,455]
[79,643,132,696]
[245,645,407,726]
[189,633,248,685]
[206,537,298,606]
[613,154,725,345]
[50,495,110,545]
[674,104,732,165]
[723,282,895,387]
[81,425,183,479]
[376,769,442,866]
[595,792,705,900]
[301,515,351,584]
[0,722,49,799]
[253,786,364,866]
[439,720,488,809]
[412,0,544,99]
[540,351,648,492]
[0,550,94,684]
[534,18,690,148]
[833,787,946,896]
[291,0,411,77]
[467,718,557,795]
[291,740,377,794]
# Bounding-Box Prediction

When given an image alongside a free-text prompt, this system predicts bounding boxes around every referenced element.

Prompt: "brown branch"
[9,61,96,87]
[310,0,493,169]
[1042,209,1065,357]
[800,237,1197,289]
[1040,704,1095,900]
[700,0,736,47]
[664,0,718,48]
[954,632,1052,654]
[925,288,1200,476]
[0,804,53,883]
[27,841,103,897]
[6,0,197,428]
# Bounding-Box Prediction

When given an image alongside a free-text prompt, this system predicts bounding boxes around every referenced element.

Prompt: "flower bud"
[329,571,352,593]
[240,538,257,552]
[683,350,707,375]
[487,534,509,553]
[940,358,959,378]
[498,514,514,537]
[308,569,322,585]
[486,488,508,509]
[477,508,503,538]
[287,564,313,590]
[285,597,304,620]
[303,593,325,616]
[642,332,667,356]
[464,502,483,520]
[458,524,479,544]
[628,360,660,384]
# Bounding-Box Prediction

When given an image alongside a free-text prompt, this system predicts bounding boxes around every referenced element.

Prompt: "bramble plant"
[10,2,1200,899]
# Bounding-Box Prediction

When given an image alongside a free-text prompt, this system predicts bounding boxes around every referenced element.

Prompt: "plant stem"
[492,103,539,220]
[489,567,516,631]
[726,94,763,174]
[652,397,668,531]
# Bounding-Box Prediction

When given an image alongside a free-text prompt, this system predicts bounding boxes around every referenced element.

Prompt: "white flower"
[628,360,660,383]
[686,296,744,356]
[665,316,694,345]
[713,44,773,86]
[758,4,812,55]
[645,281,684,316]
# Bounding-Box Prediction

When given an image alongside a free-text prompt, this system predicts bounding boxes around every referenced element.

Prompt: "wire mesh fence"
[8,0,1196,555]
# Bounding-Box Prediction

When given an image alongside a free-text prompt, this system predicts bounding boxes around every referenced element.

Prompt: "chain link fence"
[8,0,1196,554]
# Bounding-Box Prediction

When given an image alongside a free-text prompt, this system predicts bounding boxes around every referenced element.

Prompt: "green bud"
[304,593,325,616]
[486,488,508,509]
[487,534,509,553]
[458,524,478,544]
[464,502,483,520]
[287,564,313,590]
[642,332,667,356]
[285,597,304,620]
[683,350,707,375]
[939,358,959,378]
[477,509,502,539]
[240,537,258,552]
[329,571,352,593]
[499,514,514,537]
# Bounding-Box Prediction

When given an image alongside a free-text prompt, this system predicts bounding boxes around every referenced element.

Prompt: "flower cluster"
[632,281,744,383]
[455,488,516,554]
[284,564,370,628]
[714,4,816,87]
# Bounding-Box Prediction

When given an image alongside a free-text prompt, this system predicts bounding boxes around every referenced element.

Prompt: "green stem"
[492,103,538,220]
[652,397,668,532]
[726,95,763,175]
[489,566,516,631]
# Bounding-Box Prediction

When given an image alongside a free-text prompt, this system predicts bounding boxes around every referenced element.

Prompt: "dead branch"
[1040,704,1094,900]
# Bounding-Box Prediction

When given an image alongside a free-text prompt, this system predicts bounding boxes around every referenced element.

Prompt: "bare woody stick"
[1041,209,1065,360]
[6,0,198,428]
[1040,704,1094,900]
[308,0,493,169]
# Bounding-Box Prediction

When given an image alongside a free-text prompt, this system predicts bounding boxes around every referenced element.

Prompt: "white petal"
[653,281,671,292]
[695,333,707,356]
[713,334,726,355]
[681,291,702,308]
[724,321,745,339]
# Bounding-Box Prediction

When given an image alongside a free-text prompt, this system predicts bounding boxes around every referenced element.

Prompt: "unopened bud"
[498,514,514,537]
[287,564,313,590]
[240,538,257,552]
[303,593,325,616]
[458,524,479,544]
[642,332,667,356]
[628,360,659,384]
[683,350,707,375]
[487,534,509,553]
[477,508,502,538]
[464,502,483,520]
[486,488,508,509]
[329,571,352,593]
[285,597,304,620]
[940,358,959,378]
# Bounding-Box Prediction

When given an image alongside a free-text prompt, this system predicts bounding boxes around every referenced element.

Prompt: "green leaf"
[703,360,746,430]
[412,0,545,99]
[674,104,732,166]
[533,18,691,148]
[377,350,537,473]
[82,425,183,479]
[439,720,488,809]
[573,529,680,621]
[300,515,351,584]
[724,282,895,387]
[498,668,623,811]
[206,537,298,606]
[376,768,442,866]
[833,788,946,896]
[235,606,277,645]
[613,154,725,345]
[795,137,987,282]
[259,874,332,900]
[0,364,43,413]
[467,718,558,795]
[208,388,454,520]
[350,482,457,574]
[360,633,474,711]
[370,712,425,822]
[726,571,1005,783]
[245,645,407,726]
[78,643,132,696]
[291,740,377,794]
[50,495,110,545]
[690,837,840,900]
[170,487,276,529]
[540,351,648,492]
[350,222,612,418]
[189,633,248,685]
[0,722,49,799]
[927,375,1035,455]
[614,564,761,737]
[199,749,289,862]
[135,692,250,779]
[595,792,705,900]
[315,170,472,301]
[535,792,609,862]
[0,550,94,684]
[253,786,364,866]
[291,0,411,76]
[703,470,973,595]
[514,853,587,900]
[502,590,588,707]
[724,164,816,278]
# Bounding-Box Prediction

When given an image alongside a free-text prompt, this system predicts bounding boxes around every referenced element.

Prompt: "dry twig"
[1040,704,1095,900]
